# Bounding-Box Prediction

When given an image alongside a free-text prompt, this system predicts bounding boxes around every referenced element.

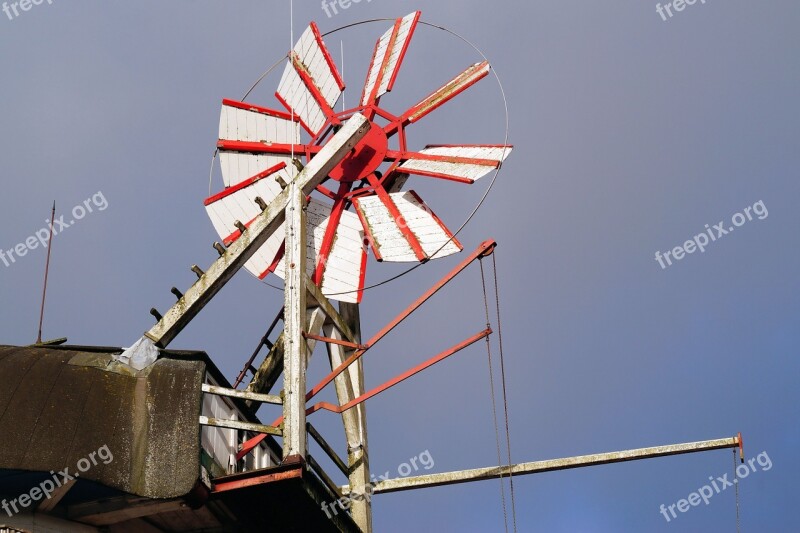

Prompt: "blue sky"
[0,1,798,531]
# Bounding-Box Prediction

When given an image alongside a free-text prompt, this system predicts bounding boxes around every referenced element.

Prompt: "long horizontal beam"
[342,435,742,495]
[143,114,371,348]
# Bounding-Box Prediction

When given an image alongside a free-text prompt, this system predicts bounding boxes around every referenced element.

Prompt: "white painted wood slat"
[270,198,366,303]
[354,191,462,263]
[277,24,343,136]
[361,12,419,106]
[399,145,513,182]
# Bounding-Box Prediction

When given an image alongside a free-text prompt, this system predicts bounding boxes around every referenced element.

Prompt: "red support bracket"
[306,328,491,416]
[737,431,745,463]
[302,331,366,351]
[236,239,498,461]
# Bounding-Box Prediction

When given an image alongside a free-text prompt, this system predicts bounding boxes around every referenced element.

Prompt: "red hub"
[327,120,389,182]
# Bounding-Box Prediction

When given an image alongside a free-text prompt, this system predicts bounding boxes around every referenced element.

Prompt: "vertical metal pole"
[283,185,308,460]
[36,201,56,344]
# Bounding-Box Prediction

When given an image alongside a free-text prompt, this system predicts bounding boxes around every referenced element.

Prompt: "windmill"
[206,10,511,304]
[117,11,744,533]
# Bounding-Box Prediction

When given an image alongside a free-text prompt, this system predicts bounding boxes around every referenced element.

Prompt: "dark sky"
[1,1,798,531]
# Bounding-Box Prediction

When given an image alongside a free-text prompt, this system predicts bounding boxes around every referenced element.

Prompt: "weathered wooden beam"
[141,114,370,348]
[245,308,326,400]
[247,332,285,396]
[307,422,350,478]
[283,185,309,459]
[36,479,76,513]
[342,436,742,495]
[67,496,185,526]
[202,383,282,405]
[199,416,282,437]
[305,273,358,344]
[328,302,372,533]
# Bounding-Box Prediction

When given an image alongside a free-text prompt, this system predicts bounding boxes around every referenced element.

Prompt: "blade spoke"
[396,144,513,184]
[399,61,490,125]
[312,182,352,285]
[217,140,316,156]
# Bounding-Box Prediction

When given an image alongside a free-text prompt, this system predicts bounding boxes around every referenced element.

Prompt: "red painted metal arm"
[387,61,490,134]
[306,328,491,416]
[236,239,497,461]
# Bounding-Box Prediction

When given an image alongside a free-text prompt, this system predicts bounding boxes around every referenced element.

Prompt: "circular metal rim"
[207,16,511,298]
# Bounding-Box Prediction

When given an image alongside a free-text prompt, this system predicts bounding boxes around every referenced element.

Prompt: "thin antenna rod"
[290,0,295,163]
[341,40,346,112]
[36,201,56,344]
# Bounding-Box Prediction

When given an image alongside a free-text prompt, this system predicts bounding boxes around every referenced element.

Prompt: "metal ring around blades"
[207,16,511,297]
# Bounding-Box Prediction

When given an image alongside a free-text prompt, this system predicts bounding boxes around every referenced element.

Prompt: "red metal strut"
[236,240,497,461]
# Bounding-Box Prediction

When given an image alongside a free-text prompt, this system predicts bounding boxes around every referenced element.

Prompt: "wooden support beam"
[247,332,285,396]
[307,422,351,477]
[283,185,309,459]
[199,416,282,436]
[327,302,372,533]
[305,274,358,344]
[67,496,185,526]
[36,479,76,513]
[246,307,327,399]
[341,436,742,495]
[202,383,282,405]
[140,114,370,348]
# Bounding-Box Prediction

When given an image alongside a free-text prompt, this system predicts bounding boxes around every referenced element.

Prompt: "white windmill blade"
[276,22,345,137]
[399,61,491,125]
[397,144,513,184]
[360,11,421,107]
[203,162,292,279]
[272,198,367,304]
[353,191,462,263]
[218,99,301,187]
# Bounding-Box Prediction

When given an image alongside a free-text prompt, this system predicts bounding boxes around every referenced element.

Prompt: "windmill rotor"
[206,11,512,304]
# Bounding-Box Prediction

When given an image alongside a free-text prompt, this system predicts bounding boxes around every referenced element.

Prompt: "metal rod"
[306,328,491,417]
[308,454,343,499]
[202,383,283,405]
[233,307,284,388]
[302,332,365,350]
[36,201,56,345]
[305,239,497,402]
[237,241,497,460]
[307,422,350,477]
[341,436,742,495]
